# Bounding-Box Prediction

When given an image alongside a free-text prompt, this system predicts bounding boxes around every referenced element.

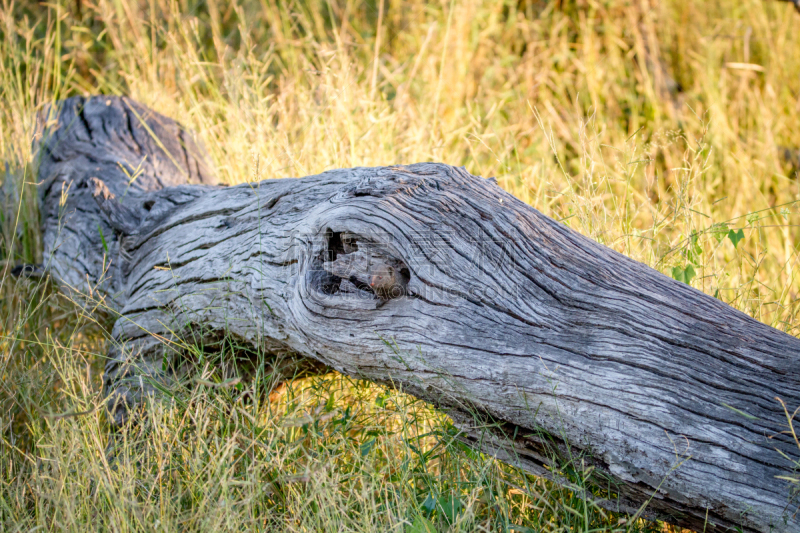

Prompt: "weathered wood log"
[36,95,218,304]
[35,96,800,533]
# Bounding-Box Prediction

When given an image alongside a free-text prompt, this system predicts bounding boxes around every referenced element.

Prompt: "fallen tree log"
[34,96,800,532]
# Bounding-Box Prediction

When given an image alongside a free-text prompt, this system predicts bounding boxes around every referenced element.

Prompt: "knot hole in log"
[315,229,410,304]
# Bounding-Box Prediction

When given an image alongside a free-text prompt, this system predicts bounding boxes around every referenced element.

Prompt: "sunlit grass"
[2,0,800,530]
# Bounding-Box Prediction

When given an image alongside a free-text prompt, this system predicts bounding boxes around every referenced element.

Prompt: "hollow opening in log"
[325,228,351,261]
[319,229,411,300]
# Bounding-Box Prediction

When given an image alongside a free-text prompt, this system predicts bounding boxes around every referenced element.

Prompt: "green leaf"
[710,223,728,243]
[671,265,696,285]
[746,212,760,225]
[509,526,537,533]
[97,223,108,254]
[438,494,462,524]
[375,394,387,408]
[684,264,696,283]
[325,393,335,412]
[781,207,791,221]
[685,231,703,265]
[406,516,436,533]
[360,438,376,457]
[728,228,744,248]
[421,493,437,515]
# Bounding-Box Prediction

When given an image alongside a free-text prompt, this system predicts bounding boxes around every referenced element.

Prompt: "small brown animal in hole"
[369,263,405,299]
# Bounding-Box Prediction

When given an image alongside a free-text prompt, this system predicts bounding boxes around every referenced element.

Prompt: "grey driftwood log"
[35,96,800,533]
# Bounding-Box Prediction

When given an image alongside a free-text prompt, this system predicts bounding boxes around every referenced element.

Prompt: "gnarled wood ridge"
[34,96,800,532]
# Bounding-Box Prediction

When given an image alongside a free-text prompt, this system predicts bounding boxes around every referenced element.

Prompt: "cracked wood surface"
[36,95,217,305]
[36,96,800,532]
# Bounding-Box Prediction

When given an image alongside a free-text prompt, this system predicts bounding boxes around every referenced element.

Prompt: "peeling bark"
[35,96,800,533]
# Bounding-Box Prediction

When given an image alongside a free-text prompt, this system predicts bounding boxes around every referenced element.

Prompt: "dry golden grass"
[1,0,799,530]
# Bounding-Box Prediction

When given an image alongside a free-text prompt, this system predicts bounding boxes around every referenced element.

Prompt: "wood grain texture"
[37,96,800,532]
[35,95,217,306]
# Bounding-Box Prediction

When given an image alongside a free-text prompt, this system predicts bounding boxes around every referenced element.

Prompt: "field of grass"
[2,0,800,530]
